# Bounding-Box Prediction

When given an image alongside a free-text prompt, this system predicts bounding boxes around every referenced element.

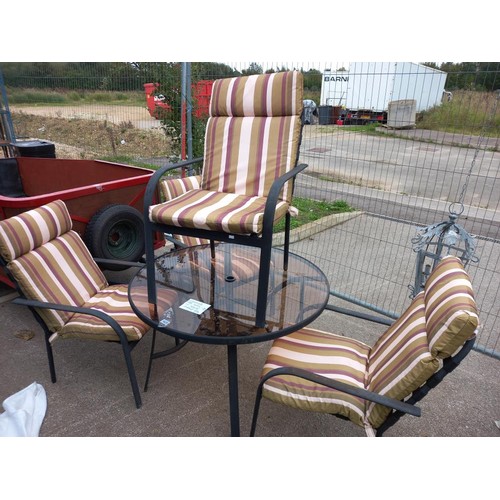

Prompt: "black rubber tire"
[84,204,145,270]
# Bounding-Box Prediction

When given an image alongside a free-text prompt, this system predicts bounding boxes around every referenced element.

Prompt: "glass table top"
[129,243,330,345]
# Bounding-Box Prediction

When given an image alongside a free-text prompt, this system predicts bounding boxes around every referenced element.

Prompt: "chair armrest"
[143,157,204,212]
[261,366,421,417]
[12,297,130,345]
[262,162,308,235]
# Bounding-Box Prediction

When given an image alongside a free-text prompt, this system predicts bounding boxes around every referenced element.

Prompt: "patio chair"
[143,70,306,327]
[0,200,178,409]
[250,255,479,436]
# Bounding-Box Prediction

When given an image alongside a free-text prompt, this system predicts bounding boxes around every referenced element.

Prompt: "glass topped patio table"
[128,242,330,436]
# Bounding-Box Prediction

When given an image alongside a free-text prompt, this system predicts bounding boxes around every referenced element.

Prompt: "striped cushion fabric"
[0,199,72,262]
[6,230,108,332]
[424,255,479,359]
[209,71,303,118]
[160,175,208,247]
[0,200,168,343]
[201,115,301,204]
[2,202,108,331]
[160,174,202,201]
[261,328,370,428]
[365,293,439,429]
[203,71,303,203]
[148,71,303,236]
[149,189,289,235]
[173,235,208,248]
[59,284,177,342]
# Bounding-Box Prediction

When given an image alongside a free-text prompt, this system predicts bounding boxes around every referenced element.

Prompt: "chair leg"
[120,341,142,409]
[44,332,57,383]
[144,329,158,392]
[250,380,264,437]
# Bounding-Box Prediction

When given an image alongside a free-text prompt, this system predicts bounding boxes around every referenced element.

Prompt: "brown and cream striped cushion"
[258,256,479,434]
[159,175,208,247]
[160,174,202,201]
[424,255,479,359]
[365,293,439,429]
[209,70,302,118]
[201,115,301,204]
[6,230,109,331]
[0,201,108,330]
[261,328,370,427]
[59,284,177,342]
[150,189,289,235]
[202,71,303,203]
[0,200,167,343]
[0,199,72,262]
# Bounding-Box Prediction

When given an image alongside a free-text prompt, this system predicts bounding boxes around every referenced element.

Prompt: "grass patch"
[7,87,145,106]
[274,197,354,233]
[417,90,499,137]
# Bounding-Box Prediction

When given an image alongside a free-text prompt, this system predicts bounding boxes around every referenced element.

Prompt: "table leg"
[227,344,240,437]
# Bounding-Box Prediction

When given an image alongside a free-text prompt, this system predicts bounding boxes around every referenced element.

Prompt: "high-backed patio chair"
[250,255,479,436]
[143,70,306,327]
[0,200,178,409]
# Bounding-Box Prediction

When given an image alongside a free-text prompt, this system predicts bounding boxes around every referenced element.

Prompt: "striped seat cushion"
[261,328,370,428]
[160,175,208,247]
[365,293,439,429]
[59,284,177,342]
[149,189,289,235]
[424,255,479,359]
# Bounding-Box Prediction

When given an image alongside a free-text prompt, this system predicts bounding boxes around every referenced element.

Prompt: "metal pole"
[186,62,193,161]
[181,63,187,174]
[227,344,240,437]
[329,288,399,320]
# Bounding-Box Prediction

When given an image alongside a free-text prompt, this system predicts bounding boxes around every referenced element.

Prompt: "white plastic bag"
[0,382,47,437]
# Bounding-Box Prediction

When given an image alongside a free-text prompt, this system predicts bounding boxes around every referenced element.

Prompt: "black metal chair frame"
[1,256,181,409]
[250,330,476,436]
[143,117,306,328]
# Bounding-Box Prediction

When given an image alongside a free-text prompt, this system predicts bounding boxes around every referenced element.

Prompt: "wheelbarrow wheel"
[84,204,145,270]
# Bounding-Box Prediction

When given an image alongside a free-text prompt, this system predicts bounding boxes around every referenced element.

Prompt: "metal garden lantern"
[410,203,479,298]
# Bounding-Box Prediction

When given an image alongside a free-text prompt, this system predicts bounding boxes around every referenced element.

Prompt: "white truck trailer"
[320,62,448,125]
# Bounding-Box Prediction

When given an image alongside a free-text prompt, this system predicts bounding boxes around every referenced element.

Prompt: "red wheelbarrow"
[0,156,164,286]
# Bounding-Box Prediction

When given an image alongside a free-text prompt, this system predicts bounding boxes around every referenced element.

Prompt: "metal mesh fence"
[1,61,499,356]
